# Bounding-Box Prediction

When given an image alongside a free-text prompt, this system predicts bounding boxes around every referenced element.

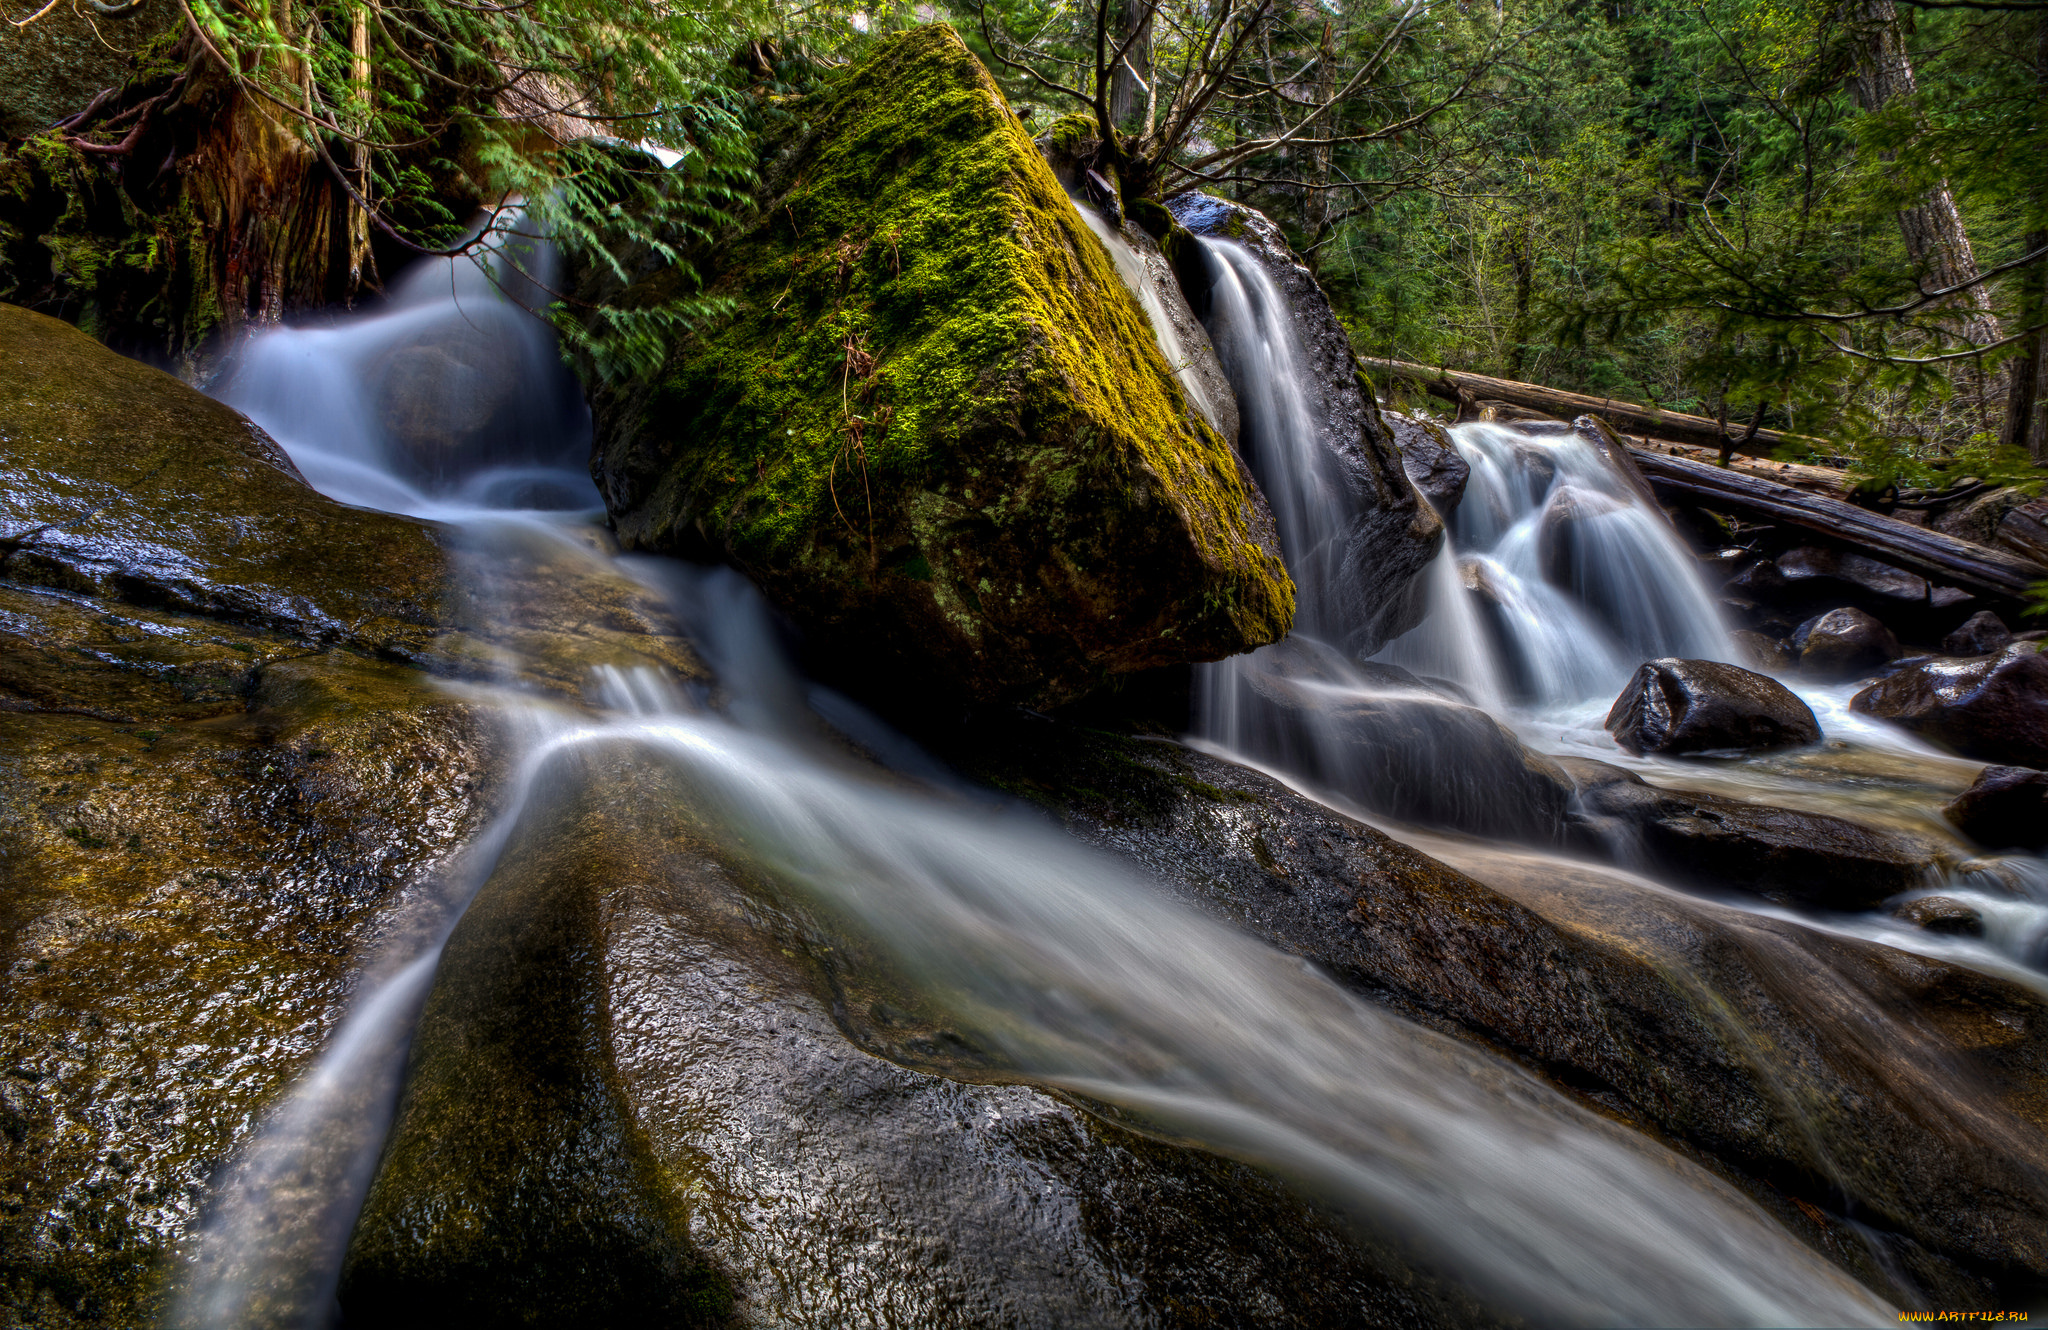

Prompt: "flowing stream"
[165,224,2048,1327]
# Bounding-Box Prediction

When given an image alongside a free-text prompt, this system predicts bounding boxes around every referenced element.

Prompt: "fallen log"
[1631,449,2046,601]
[1362,357,1824,461]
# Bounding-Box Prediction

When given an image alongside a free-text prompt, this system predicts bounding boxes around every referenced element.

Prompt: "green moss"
[599,25,1294,705]
[1045,111,1100,155]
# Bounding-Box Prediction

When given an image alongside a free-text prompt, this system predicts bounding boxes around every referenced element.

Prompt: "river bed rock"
[1386,411,1469,521]
[1555,757,1949,910]
[1943,609,2015,656]
[339,748,1503,1329]
[1604,657,1820,756]
[578,27,1294,710]
[951,717,2048,1307]
[1851,641,2048,767]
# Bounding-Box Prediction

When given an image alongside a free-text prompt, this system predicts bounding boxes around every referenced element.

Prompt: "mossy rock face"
[586,25,1294,709]
[0,303,450,657]
[0,645,504,1327]
[342,746,1503,1328]
[0,8,175,141]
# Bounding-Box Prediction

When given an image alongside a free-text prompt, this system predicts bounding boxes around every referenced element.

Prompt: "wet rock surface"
[1167,191,1439,655]
[1892,895,1987,936]
[1944,609,2015,656]
[577,27,1294,710]
[341,751,1503,1329]
[952,717,2048,1306]
[0,649,503,1327]
[1933,487,2032,547]
[1386,411,1469,521]
[1604,657,1821,756]
[1943,765,2048,852]
[0,305,451,658]
[1777,546,1930,604]
[1796,606,1902,680]
[1852,641,2048,767]
[1555,757,1950,910]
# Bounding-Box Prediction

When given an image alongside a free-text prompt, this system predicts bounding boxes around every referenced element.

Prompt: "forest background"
[4,0,2045,492]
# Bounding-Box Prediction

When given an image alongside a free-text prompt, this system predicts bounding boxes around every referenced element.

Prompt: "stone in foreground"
[1605,657,1821,756]
[583,26,1293,707]
[1943,765,2048,852]
[1852,641,2048,768]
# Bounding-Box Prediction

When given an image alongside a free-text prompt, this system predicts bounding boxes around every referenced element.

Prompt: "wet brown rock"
[1944,610,2014,657]
[0,652,504,1327]
[1891,895,1986,936]
[1604,657,1820,756]
[955,720,2048,1304]
[1731,628,1796,672]
[1795,607,1902,681]
[1852,642,2048,768]
[1943,766,2048,852]
[1777,546,1928,603]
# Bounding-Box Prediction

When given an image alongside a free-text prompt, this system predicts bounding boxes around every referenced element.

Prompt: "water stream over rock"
[144,213,2048,1328]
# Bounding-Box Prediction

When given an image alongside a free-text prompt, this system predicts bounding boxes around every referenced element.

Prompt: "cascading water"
[165,225,1915,1328]
[1376,420,1736,708]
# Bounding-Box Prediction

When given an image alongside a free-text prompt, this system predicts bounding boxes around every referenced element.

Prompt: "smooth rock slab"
[1852,641,2048,768]
[1604,657,1820,756]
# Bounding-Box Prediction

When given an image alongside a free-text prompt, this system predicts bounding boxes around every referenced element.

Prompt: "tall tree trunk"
[1999,13,2048,465]
[1846,0,2004,363]
[1304,21,1336,248]
[347,3,375,295]
[1107,0,1152,131]
[1505,217,1534,380]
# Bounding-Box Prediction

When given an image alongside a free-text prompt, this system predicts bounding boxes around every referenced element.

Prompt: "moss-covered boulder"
[583,25,1293,708]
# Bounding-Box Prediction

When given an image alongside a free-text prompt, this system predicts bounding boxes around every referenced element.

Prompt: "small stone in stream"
[1605,658,1820,756]
[1943,765,2048,852]
[1852,642,2048,767]
[1891,896,1985,937]
[1944,610,2014,657]
[1795,607,1902,681]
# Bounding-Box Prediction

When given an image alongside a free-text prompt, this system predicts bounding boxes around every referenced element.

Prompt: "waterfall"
[168,228,1901,1328]
[1376,420,1738,708]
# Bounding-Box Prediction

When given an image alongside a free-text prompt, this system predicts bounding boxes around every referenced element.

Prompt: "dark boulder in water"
[1943,765,2048,852]
[1777,545,1930,604]
[1387,410,1470,522]
[1852,641,2048,767]
[1557,756,1949,910]
[1795,606,1901,680]
[1891,895,1987,936]
[577,27,1294,710]
[1604,657,1820,756]
[1943,609,2014,657]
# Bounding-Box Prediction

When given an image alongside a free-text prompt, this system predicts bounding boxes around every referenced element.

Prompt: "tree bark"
[1633,448,2045,599]
[1845,0,2003,359]
[1107,0,1152,131]
[1998,14,2048,465]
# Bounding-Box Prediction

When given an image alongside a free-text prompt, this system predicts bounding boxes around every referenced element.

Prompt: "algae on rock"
[583,25,1293,708]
